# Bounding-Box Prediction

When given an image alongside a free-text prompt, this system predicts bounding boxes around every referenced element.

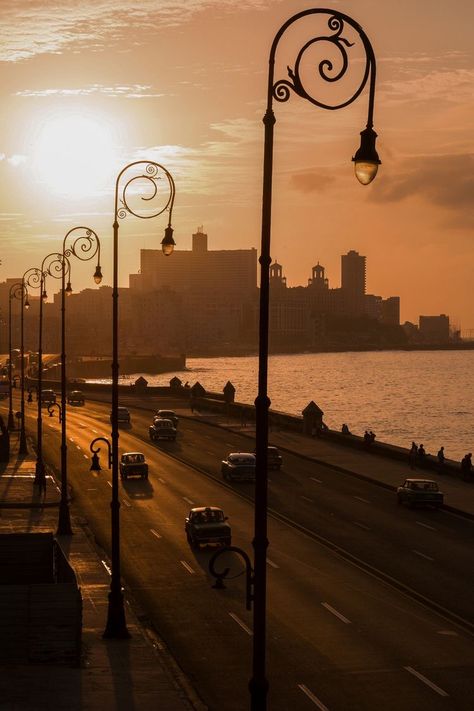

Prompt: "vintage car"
[221,452,256,482]
[397,478,444,509]
[149,418,177,441]
[185,506,231,548]
[119,452,148,480]
[254,445,283,470]
[110,406,131,425]
[40,389,56,405]
[155,409,179,428]
[67,390,85,405]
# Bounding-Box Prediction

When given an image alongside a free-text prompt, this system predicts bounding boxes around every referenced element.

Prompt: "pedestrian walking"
[437,446,445,466]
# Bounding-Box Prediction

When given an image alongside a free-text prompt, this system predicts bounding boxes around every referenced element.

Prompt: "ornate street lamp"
[8,282,27,435]
[24,254,66,489]
[55,227,102,537]
[253,9,380,709]
[103,160,176,639]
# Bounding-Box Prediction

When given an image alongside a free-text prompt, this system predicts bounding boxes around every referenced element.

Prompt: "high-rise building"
[341,250,366,316]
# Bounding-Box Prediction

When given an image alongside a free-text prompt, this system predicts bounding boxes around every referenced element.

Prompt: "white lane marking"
[76,445,81,450]
[92,429,98,434]
[416,521,437,531]
[354,496,370,504]
[183,496,194,505]
[298,684,330,710]
[301,495,314,503]
[86,488,97,491]
[122,499,131,508]
[437,630,458,636]
[69,437,74,442]
[353,521,370,531]
[413,549,434,562]
[107,481,112,488]
[310,477,322,484]
[150,529,162,539]
[180,560,195,574]
[101,560,111,576]
[229,612,253,636]
[158,477,166,484]
[267,558,279,569]
[403,666,449,697]
[321,602,351,624]
[83,454,89,459]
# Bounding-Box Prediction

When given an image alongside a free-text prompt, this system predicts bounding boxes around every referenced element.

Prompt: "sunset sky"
[0,0,472,330]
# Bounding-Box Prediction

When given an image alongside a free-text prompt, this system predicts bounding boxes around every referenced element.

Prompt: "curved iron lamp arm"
[209,546,254,611]
[47,402,62,423]
[90,436,112,469]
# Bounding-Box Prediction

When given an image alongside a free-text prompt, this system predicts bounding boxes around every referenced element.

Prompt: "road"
[12,395,474,710]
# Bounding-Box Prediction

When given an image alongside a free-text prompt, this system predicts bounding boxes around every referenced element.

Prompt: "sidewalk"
[187,408,474,519]
[0,436,201,711]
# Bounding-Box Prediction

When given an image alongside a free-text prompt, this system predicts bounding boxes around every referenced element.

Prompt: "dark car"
[185,507,231,548]
[155,409,179,428]
[254,445,283,470]
[110,406,131,425]
[149,418,177,441]
[221,453,256,482]
[67,390,85,405]
[397,478,444,509]
[119,452,148,480]
[40,389,56,406]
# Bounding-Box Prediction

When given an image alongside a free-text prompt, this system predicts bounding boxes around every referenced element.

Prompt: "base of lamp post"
[103,590,130,639]
[56,500,73,536]
[19,429,28,455]
[7,412,15,431]
[34,459,46,488]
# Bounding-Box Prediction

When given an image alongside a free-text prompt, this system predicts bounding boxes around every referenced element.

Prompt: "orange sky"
[0,0,472,330]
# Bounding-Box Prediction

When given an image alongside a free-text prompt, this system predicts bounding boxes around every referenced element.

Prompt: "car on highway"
[119,452,148,480]
[110,406,131,426]
[40,389,56,405]
[253,445,283,470]
[149,418,177,441]
[221,452,256,482]
[155,409,179,428]
[67,390,85,405]
[397,478,444,509]
[185,506,231,548]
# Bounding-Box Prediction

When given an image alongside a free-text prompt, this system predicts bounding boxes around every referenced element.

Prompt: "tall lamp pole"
[8,282,24,432]
[104,160,176,639]
[56,227,102,536]
[253,9,380,708]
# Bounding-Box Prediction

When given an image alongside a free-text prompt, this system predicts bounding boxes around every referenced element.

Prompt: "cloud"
[290,171,336,193]
[14,84,166,98]
[371,153,474,224]
[0,1,272,62]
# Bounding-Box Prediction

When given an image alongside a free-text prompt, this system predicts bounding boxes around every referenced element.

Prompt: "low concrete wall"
[0,533,82,665]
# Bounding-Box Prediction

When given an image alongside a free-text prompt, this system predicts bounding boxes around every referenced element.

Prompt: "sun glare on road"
[32,111,118,198]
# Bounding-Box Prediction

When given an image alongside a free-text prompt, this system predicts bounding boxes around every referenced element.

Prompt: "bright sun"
[32,111,118,198]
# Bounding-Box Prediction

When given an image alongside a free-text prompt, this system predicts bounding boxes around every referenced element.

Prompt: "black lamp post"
[8,282,25,432]
[253,9,380,709]
[102,160,176,639]
[56,227,102,537]
[24,255,66,490]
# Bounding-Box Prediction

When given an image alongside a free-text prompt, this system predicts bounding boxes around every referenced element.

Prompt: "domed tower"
[308,262,328,289]
[270,261,286,290]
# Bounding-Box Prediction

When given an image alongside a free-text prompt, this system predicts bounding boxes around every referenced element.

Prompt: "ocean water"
[124,350,473,461]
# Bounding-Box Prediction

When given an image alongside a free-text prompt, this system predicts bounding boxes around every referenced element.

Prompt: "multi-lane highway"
[16,395,474,710]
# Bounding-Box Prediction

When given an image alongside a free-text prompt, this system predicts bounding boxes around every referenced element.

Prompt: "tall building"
[341,250,366,315]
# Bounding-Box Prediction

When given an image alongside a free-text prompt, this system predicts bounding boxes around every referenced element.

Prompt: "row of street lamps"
[7,161,176,640]
[5,7,380,708]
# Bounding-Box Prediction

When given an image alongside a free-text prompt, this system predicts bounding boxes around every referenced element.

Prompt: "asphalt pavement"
[0,432,203,711]
[1,397,473,710]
